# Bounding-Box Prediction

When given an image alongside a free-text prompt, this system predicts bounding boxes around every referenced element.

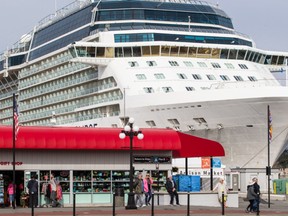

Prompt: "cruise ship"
[1,0,288,175]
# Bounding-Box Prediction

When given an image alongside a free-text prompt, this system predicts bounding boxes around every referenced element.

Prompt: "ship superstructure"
[1,0,288,176]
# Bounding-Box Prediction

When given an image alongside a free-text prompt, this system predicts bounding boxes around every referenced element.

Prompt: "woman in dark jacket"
[245,181,257,213]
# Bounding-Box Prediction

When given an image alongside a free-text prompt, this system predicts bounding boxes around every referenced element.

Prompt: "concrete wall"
[153,192,239,208]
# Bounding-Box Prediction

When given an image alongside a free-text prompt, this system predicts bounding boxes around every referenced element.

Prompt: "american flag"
[268,106,272,142]
[13,97,19,140]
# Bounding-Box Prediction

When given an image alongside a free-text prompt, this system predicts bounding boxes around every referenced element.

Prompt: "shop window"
[112,171,130,193]
[51,170,70,193]
[92,171,111,193]
[151,170,168,191]
[73,171,92,193]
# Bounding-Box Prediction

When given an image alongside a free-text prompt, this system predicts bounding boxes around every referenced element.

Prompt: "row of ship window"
[128,60,248,69]
[137,73,256,82]
[72,45,286,66]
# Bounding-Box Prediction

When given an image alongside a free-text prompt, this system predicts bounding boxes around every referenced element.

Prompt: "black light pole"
[267,105,272,208]
[119,117,144,210]
[12,93,18,209]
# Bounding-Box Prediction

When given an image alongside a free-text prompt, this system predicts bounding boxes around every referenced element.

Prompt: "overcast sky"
[0,0,287,53]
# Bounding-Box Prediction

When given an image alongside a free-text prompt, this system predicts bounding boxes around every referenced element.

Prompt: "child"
[20,191,29,208]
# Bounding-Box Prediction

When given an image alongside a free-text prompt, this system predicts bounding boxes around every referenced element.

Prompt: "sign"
[201,157,211,168]
[212,158,221,168]
[133,156,171,164]
[0,161,23,166]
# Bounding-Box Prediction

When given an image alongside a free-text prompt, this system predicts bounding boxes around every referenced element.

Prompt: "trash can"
[115,188,124,207]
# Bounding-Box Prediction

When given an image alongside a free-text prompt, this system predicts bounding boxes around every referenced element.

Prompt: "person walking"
[165,176,180,206]
[27,175,38,208]
[213,177,228,208]
[245,181,257,213]
[7,181,16,208]
[133,173,145,207]
[143,173,153,206]
[252,177,261,212]
[50,174,59,207]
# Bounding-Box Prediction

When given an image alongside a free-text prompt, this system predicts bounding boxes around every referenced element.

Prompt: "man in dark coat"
[165,176,180,206]
[27,175,38,208]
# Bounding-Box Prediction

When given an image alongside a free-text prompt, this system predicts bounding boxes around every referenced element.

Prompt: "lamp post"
[119,117,144,209]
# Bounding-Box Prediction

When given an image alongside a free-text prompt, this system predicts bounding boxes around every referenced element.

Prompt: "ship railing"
[209,79,280,89]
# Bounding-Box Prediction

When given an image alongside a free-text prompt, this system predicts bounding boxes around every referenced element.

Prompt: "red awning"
[0,126,224,157]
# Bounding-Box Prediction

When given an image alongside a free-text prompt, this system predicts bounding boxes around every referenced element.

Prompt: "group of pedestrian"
[133,173,154,207]
[245,177,261,213]
[133,173,181,207]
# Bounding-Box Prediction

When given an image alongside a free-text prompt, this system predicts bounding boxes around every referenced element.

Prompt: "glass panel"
[123,47,132,57]
[228,49,237,59]
[142,46,151,56]
[132,47,141,57]
[197,48,211,58]
[105,47,114,58]
[170,46,179,56]
[179,47,188,57]
[161,46,170,56]
[211,48,220,59]
[73,171,92,193]
[271,56,278,65]
[96,47,105,57]
[188,47,197,57]
[237,50,246,60]
[115,47,123,57]
[277,56,284,65]
[151,46,160,56]
[220,49,229,59]
[87,47,96,57]
[92,171,111,193]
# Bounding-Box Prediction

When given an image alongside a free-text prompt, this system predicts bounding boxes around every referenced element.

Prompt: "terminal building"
[0,126,224,206]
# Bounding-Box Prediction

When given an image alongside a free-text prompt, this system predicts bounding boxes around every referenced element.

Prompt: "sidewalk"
[0,198,287,216]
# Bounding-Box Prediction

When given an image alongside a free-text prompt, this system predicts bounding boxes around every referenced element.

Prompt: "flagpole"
[267,105,271,208]
[12,93,16,209]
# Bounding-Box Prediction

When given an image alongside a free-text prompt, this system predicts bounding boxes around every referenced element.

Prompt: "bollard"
[187,192,190,216]
[151,193,154,216]
[73,193,76,216]
[221,192,224,215]
[112,192,116,216]
[31,192,34,216]
[256,194,260,216]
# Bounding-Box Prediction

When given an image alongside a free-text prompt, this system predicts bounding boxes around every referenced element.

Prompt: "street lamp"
[119,117,144,209]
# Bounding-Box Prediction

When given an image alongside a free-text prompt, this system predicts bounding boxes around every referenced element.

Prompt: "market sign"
[133,156,171,164]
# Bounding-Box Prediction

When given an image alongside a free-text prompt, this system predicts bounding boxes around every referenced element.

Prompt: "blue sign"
[212,158,221,168]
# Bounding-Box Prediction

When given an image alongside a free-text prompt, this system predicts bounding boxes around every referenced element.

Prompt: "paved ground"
[0,198,287,215]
